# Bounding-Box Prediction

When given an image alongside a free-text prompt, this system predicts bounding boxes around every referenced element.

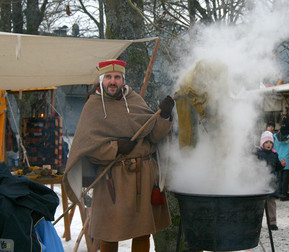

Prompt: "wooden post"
[51,89,55,115]
[139,38,161,98]
[61,182,71,241]
[78,199,93,251]
[0,112,6,162]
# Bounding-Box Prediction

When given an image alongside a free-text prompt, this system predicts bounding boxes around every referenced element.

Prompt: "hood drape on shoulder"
[63,88,157,203]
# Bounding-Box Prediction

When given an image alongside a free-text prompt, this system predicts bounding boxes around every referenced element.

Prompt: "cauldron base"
[174,192,271,251]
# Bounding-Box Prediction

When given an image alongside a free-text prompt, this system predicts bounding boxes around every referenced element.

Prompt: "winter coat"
[0,162,59,252]
[273,132,289,170]
[256,147,284,196]
[256,147,284,173]
[63,86,172,242]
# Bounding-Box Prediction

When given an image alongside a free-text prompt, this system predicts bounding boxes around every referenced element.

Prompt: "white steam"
[162,1,289,195]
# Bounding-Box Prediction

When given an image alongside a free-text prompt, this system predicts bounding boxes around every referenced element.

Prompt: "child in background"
[256,131,286,230]
[266,121,275,133]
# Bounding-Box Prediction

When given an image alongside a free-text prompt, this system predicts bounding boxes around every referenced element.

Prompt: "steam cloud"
[163,1,289,195]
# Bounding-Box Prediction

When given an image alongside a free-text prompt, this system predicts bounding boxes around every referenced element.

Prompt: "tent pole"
[0,91,7,162]
[139,38,161,98]
[0,112,6,162]
[51,89,55,115]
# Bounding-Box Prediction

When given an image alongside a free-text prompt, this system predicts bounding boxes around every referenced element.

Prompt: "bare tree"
[39,0,105,38]
[126,0,248,40]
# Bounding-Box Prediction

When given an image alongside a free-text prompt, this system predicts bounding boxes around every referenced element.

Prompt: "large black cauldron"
[174,191,271,251]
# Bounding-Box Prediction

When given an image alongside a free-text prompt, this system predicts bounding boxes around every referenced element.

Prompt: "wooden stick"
[53,202,76,226]
[78,199,93,251]
[130,94,177,142]
[54,155,123,227]
[130,109,161,142]
[73,216,90,252]
[82,154,123,196]
[139,38,161,98]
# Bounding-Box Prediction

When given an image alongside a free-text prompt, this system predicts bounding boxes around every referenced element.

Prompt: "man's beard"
[104,85,122,97]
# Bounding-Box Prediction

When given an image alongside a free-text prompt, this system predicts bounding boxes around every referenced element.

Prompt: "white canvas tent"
[0,32,158,90]
[0,32,162,251]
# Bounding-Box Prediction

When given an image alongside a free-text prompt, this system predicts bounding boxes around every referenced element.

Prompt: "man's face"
[102,72,124,97]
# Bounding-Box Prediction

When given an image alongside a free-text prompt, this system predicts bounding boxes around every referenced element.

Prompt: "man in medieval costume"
[63,59,174,252]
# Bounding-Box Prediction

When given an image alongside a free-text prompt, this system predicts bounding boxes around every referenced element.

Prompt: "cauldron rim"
[173,189,272,251]
[172,190,274,198]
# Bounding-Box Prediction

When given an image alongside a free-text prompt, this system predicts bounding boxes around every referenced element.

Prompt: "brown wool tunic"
[63,86,172,241]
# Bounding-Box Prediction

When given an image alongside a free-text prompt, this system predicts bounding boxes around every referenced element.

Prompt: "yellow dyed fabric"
[176,87,208,148]
[176,95,193,148]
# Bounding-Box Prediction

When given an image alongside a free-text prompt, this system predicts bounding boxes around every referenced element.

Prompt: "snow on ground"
[53,185,155,251]
[53,184,289,251]
[250,199,289,252]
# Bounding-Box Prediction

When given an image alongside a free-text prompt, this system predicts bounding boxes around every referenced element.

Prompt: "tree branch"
[78,0,101,33]
[126,0,179,38]
[160,0,190,27]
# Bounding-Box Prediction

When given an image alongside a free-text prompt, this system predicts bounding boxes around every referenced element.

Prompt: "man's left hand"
[159,96,175,119]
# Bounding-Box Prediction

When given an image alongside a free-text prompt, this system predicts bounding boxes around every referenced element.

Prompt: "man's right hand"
[117,138,137,155]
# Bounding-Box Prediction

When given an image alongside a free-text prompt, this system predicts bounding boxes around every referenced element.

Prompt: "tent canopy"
[0,32,158,90]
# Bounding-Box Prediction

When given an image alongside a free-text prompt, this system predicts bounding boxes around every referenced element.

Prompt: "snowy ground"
[52,184,289,251]
[53,185,155,252]
[250,199,289,252]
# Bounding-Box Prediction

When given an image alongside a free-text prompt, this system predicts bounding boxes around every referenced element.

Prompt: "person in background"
[256,131,286,230]
[5,117,19,168]
[273,117,289,201]
[63,59,174,252]
[266,121,275,134]
[62,138,69,166]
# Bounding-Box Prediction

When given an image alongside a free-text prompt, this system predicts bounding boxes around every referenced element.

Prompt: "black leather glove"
[117,138,137,155]
[159,96,175,119]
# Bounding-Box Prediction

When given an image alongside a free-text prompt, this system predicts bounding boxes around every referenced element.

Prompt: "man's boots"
[100,241,118,252]
[131,235,150,252]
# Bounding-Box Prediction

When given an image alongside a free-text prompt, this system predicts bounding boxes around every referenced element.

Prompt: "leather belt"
[114,155,152,212]
[114,155,151,171]
[108,155,152,212]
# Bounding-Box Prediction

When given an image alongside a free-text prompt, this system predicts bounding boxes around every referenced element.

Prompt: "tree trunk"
[0,0,11,31]
[103,0,159,109]
[26,0,41,34]
[98,0,105,38]
[12,0,24,33]
[26,0,47,34]
[188,0,197,25]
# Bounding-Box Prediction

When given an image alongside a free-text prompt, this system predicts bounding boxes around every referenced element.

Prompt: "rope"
[5,92,30,167]
[49,103,63,119]
[54,94,73,146]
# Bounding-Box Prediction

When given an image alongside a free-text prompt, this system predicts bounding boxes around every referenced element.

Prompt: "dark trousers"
[280,170,289,196]
[267,197,277,225]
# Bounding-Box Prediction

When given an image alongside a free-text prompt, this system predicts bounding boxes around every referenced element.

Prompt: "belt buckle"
[127,158,137,172]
